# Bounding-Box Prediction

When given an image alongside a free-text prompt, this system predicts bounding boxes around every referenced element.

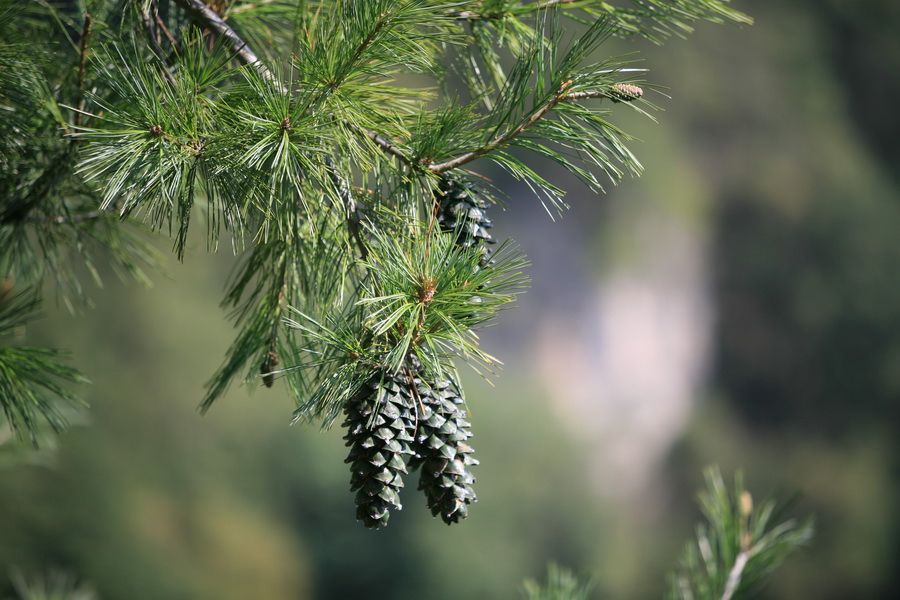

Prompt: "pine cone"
[408,378,479,525]
[436,179,495,252]
[342,372,417,529]
[607,83,644,102]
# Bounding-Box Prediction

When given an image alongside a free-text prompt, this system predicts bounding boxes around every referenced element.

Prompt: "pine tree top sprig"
[666,467,814,600]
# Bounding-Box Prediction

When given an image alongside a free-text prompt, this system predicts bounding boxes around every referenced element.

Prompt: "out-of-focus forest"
[2,1,899,598]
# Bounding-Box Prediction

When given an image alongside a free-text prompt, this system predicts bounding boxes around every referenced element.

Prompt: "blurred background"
[2,0,899,598]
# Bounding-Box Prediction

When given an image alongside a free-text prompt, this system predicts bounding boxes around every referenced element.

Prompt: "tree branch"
[428,82,643,174]
[326,14,390,95]
[175,0,416,172]
[175,1,634,182]
[172,0,280,86]
[341,119,417,170]
[428,81,573,174]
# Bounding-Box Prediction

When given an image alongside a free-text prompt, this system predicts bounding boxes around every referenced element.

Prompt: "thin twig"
[154,13,180,54]
[561,90,612,101]
[141,4,177,84]
[73,13,92,128]
[427,82,642,173]
[325,13,389,95]
[341,120,417,170]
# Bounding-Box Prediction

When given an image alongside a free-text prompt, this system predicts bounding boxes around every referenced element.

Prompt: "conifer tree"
[0,0,758,528]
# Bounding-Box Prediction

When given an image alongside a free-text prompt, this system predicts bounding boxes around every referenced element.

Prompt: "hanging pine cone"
[408,377,479,525]
[342,372,418,529]
[435,178,495,253]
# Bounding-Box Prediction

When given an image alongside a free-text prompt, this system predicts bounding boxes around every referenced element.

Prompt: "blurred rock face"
[534,208,711,498]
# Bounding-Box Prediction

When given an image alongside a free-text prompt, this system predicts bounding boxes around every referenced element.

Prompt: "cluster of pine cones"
[341,177,493,528]
[342,369,478,528]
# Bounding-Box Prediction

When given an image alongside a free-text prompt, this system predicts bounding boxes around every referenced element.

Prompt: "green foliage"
[521,563,594,600]
[559,1,752,43]
[0,289,88,447]
[666,467,814,600]
[0,1,157,309]
[6,571,97,600]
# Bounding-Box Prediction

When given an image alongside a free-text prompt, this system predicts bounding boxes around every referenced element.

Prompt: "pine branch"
[428,81,643,174]
[450,0,579,22]
[719,547,750,600]
[342,119,418,170]
[665,467,814,600]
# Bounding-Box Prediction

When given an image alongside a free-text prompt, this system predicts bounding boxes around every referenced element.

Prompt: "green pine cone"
[342,372,417,529]
[408,378,479,525]
[435,178,495,253]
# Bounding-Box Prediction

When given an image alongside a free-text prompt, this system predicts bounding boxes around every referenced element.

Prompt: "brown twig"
[341,119,417,170]
[325,12,390,96]
[73,13,92,129]
[154,12,181,56]
[139,1,180,88]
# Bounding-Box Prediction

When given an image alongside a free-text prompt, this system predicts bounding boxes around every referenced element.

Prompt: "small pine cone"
[408,378,479,525]
[607,83,644,102]
[260,349,280,388]
[342,372,418,528]
[436,179,495,253]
